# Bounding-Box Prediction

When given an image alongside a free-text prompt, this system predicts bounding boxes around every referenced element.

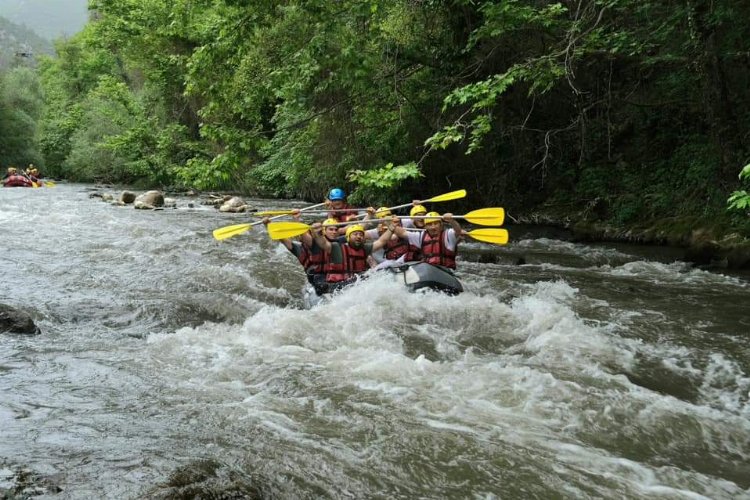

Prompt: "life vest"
[327,203,358,223]
[421,231,457,269]
[304,244,327,275]
[3,175,33,187]
[325,243,368,283]
[384,236,420,262]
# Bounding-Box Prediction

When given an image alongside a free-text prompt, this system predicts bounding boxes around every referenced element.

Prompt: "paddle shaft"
[256,190,467,218]
[212,201,327,241]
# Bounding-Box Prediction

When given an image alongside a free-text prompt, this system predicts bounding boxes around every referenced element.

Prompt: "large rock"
[120,191,137,204]
[219,196,249,213]
[0,304,40,334]
[134,190,165,210]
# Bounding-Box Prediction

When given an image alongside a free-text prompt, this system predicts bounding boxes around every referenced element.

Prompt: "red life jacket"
[327,203,358,223]
[3,175,33,187]
[384,237,421,262]
[304,245,326,274]
[421,231,457,269]
[325,244,368,283]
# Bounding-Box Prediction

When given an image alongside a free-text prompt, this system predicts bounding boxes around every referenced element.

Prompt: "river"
[1,184,749,499]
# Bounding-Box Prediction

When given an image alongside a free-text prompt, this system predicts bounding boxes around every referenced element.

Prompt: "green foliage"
[0,66,44,167]
[13,0,747,238]
[347,162,422,204]
[728,164,750,211]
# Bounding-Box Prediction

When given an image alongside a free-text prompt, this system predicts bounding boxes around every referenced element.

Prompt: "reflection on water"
[0,184,748,498]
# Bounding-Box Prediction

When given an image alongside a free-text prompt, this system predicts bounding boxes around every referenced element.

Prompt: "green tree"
[0,66,44,168]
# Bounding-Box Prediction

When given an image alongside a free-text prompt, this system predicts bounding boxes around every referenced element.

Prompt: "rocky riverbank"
[513,212,750,269]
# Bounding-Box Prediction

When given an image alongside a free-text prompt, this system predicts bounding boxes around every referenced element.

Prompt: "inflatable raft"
[303,262,463,307]
[2,175,35,187]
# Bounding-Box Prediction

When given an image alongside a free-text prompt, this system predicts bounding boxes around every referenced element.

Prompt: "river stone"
[120,191,137,204]
[134,190,165,210]
[202,196,225,207]
[0,304,40,335]
[163,197,177,208]
[219,196,248,213]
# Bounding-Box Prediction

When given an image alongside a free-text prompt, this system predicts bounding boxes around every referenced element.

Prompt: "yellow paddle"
[387,189,467,210]
[409,207,504,226]
[265,207,503,238]
[212,201,326,241]
[260,207,504,226]
[254,189,468,218]
[268,221,508,245]
[464,228,509,245]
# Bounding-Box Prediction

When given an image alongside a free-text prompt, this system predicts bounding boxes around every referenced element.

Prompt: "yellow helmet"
[8,167,17,174]
[424,211,442,224]
[322,218,338,227]
[345,224,365,241]
[410,204,427,217]
[375,207,392,218]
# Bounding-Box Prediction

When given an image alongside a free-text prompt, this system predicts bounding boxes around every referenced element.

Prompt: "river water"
[1,184,749,499]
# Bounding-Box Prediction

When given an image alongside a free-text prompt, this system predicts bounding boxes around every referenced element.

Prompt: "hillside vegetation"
[0,0,88,39]
[0,16,54,68]
[3,1,750,238]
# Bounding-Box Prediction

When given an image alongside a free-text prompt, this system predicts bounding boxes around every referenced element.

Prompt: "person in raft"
[389,211,462,270]
[310,221,395,293]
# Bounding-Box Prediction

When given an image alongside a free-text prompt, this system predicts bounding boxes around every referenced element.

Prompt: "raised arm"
[389,215,408,239]
[442,213,462,235]
[311,222,333,252]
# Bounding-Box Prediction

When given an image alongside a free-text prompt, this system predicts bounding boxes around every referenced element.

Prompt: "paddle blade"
[213,223,253,241]
[426,189,466,203]
[462,207,505,226]
[267,221,312,240]
[42,180,56,187]
[466,228,509,245]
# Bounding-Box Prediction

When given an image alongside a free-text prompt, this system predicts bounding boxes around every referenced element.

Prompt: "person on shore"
[390,211,461,269]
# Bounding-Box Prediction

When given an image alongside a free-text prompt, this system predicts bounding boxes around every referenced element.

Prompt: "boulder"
[0,304,40,334]
[134,190,165,210]
[120,191,137,204]
[219,196,248,213]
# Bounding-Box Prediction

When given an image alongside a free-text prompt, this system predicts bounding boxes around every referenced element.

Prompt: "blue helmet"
[328,188,346,201]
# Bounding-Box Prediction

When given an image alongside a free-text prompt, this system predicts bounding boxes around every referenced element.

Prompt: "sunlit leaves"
[727,164,750,212]
[348,161,421,189]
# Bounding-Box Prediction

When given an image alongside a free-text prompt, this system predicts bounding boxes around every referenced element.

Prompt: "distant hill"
[0,16,54,69]
[0,0,88,40]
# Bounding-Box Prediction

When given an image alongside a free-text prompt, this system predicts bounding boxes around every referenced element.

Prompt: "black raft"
[388,262,463,295]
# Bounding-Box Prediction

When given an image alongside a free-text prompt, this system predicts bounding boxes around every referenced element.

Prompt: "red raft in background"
[2,174,35,187]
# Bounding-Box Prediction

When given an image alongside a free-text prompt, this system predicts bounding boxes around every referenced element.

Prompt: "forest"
[1,1,749,236]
